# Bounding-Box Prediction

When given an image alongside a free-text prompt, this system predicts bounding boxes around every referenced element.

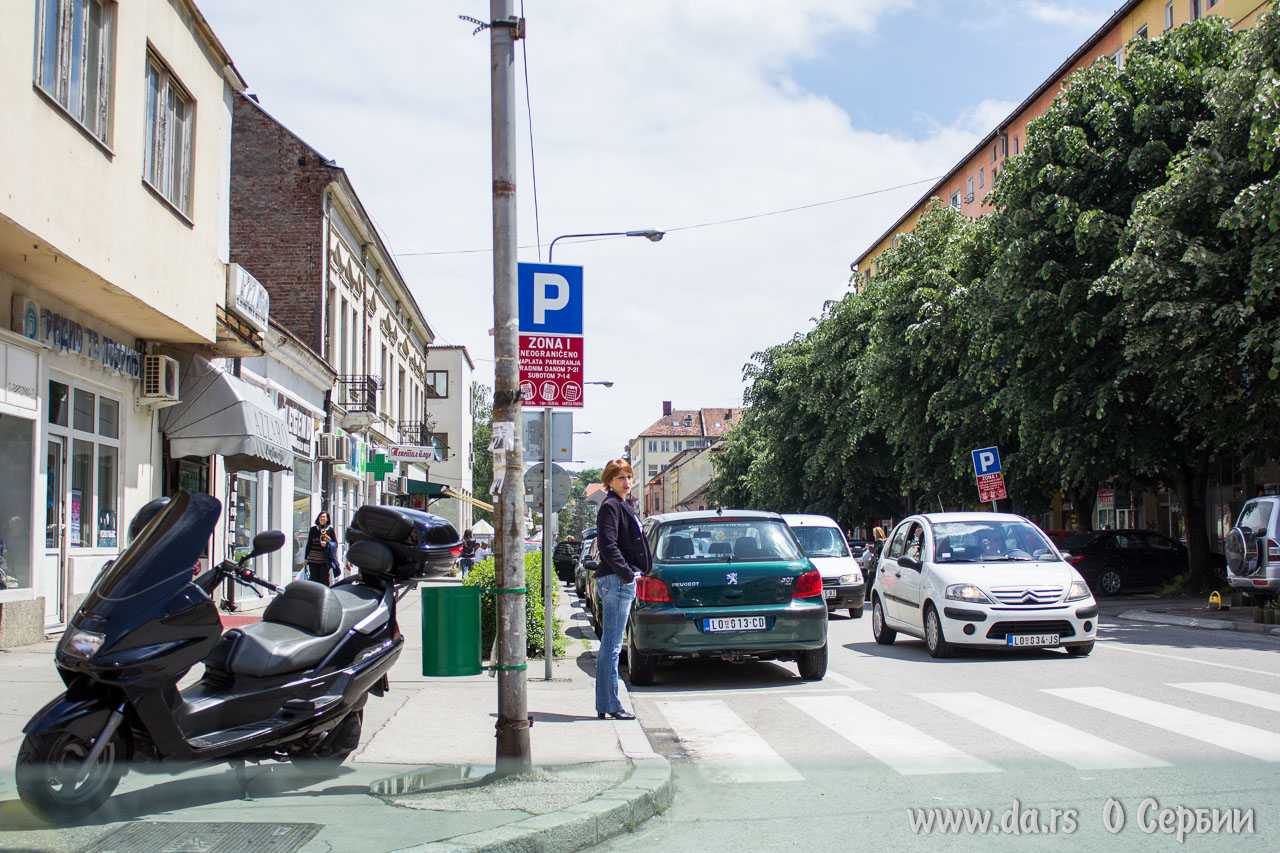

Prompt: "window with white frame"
[48,379,121,549]
[979,167,985,188]
[1112,47,1125,68]
[33,0,115,144]
[1190,0,1201,21]
[966,177,974,201]
[660,440,670,452]
[426,370,448,399]
[1165,2,1174,29]
[143,50,194,215]
[950,191,961,210]
[648,440,657,452]
[1137,24,1149,39]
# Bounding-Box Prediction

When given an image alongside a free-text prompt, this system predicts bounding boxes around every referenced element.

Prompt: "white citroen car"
[869,512,1097,658]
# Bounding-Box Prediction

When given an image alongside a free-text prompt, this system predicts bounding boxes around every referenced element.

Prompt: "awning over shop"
[160,354,293,474]
[407,480,494,513]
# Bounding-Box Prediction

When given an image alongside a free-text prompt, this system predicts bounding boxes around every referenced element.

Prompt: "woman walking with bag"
[594,459,650,720]
[305,510,339,586]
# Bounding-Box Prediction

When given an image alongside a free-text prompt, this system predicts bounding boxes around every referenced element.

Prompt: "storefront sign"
[388,444,438,463]
[275,392,316,456]
[12,295,141,380]
[227,264,270,335]
[1,341,39,410]
[1096,488,1115,512]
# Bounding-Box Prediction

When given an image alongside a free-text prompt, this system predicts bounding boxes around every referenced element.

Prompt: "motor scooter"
[14,490,451,823]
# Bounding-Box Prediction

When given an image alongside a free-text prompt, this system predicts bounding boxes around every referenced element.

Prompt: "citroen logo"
[1020,590,1040,603]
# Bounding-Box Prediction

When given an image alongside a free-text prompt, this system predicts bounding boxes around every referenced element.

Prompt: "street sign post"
[521,410,573,462]
[971,446,1005,510]
[523,462,572,514]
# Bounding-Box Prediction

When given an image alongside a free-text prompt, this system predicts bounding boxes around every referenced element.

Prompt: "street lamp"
[547,230,664,263]
[584,380,614,388]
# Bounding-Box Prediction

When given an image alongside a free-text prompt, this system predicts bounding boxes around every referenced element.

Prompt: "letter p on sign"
[971,446,1002,477]
[518,263,583,335]
[533,273,570,325]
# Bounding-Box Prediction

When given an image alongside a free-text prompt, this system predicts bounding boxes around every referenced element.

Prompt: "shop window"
[229,473,258,558]
[0,413,36,591]
[48,379,121,550]
[292,458,313,573]
[33,0,116,145]
[143,50,195,216]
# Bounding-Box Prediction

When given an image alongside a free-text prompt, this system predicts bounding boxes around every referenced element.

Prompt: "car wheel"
[848,607,863,619]
[1065,642,1094,657]
[16,728,126,824]
[1098,569,1122,596]
[871,597,896,645]
[626,631,656,686]
[924,605,952,659]
[575,571,586,598]
[797,643,827,681]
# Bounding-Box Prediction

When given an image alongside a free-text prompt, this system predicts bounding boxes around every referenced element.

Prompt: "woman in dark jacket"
[304,510,339,586]
[594,459,651,720]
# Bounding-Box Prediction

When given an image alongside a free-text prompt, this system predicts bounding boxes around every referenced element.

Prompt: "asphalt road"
[598,596,1280,852]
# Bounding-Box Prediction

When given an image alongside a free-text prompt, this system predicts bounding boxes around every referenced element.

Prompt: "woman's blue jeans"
[595,573,637,714]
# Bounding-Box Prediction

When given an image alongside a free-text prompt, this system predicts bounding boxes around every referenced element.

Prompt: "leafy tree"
[558,467,602,540]
[1110,8,1280,582]
[978,17,1237,563]
[470,382,494,524]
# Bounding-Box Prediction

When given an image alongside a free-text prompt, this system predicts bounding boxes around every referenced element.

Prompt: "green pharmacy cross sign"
[368,451,395,481]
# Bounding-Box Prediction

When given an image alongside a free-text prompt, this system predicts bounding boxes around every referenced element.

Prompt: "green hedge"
[462,551,567,659]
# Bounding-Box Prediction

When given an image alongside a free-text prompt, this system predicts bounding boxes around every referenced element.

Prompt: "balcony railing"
[398,421,431,446]
[336,375,378,414]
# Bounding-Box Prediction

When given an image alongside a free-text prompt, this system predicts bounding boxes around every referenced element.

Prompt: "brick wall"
[230,96,332,355]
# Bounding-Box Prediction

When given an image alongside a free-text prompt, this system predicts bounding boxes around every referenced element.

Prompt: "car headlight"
[1066,580,1092,601]
[839,572,860,585]
[59,626,105,661]
[945,584,993,603]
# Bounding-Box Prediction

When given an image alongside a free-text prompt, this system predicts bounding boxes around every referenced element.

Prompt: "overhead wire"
[392,174,943,258]
[519,0,543,260]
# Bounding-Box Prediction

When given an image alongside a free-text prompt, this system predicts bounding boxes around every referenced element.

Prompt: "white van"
[783,514,865,618]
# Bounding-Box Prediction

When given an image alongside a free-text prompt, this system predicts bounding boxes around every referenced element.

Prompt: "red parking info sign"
[977,472,1007,503]
[519,334,583,408]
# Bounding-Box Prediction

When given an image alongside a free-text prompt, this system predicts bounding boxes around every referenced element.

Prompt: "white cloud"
[1022,1,1108,33]
[202,0,989,468]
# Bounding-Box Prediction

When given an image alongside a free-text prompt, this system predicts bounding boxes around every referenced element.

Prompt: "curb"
[1118,609,1280,636]
[399,589,671,853]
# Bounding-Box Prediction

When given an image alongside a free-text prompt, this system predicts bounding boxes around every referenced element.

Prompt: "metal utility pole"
[489,0,530,775]
[542,406,554,680]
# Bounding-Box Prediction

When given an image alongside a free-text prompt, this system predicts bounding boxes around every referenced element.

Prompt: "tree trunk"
[1172,455,1212,588]
[1067,483,1097,532]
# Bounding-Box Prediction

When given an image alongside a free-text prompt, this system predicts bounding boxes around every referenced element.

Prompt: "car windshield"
[791,525,850,558]
[931,520,1060,563]
[655,518,803,562]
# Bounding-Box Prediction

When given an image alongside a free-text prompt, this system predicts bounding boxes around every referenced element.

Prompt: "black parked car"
[552,538,582,584]
[1061,529,1187,595]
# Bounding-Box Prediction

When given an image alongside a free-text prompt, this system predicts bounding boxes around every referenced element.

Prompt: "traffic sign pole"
[542,405,554,680]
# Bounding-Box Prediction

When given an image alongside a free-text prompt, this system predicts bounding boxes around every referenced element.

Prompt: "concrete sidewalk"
[1116,594,1280,636]
[0,578,669,853]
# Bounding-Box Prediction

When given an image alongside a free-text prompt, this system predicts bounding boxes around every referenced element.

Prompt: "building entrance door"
[43,437,68,627]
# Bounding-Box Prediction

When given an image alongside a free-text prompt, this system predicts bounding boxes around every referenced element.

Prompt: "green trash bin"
[421,586,482,676]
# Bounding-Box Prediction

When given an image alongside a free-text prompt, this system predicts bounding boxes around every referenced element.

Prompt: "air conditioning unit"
[141,355,180,406]
[335,434,352,463]
[386,475,409,495]
[317,432,340,461]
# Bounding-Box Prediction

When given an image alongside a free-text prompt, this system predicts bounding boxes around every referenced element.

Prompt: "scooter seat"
[218,581,384,678]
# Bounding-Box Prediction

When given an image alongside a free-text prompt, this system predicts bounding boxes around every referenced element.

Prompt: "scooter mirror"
[248,530,287,560]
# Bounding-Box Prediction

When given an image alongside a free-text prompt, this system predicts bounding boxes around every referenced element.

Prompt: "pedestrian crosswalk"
[647,680,1280,784]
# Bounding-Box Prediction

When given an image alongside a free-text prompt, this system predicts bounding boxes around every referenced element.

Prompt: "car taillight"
[637,576,673,602]
[450,545,463,557]
[1267,539,1280,563]
[793,570,823,599]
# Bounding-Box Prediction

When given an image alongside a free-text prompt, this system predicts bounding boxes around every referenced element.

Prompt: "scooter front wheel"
[15,729,125,823]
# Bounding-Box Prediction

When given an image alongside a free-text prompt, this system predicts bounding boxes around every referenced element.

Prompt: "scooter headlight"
[60,627,105,661]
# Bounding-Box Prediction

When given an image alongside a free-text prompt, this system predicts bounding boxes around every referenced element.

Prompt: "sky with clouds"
[199,0,1120,470]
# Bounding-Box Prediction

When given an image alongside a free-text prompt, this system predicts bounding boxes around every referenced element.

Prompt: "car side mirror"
[898,555,922,571]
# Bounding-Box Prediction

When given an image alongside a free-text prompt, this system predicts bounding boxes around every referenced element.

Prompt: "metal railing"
[336,375,378,413]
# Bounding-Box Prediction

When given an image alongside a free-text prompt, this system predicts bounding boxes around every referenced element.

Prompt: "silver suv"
[1225,497,1280,603]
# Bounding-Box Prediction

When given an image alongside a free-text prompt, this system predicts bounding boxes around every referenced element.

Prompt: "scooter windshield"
[88,490,221,604]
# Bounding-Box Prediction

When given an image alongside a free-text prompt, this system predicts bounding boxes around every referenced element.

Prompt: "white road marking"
[1102,643,1280,678]
[823,671,871,691]
[1045,686,1280,761]
[1169,682,1280,712]
[917,691,1168,770]
[656,699,803,783]
[787,695,999,776]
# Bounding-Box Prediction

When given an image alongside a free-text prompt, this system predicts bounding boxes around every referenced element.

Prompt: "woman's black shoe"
[598,710,636,720]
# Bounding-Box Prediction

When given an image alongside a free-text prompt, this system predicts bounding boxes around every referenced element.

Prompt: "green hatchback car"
[625,510,829,685]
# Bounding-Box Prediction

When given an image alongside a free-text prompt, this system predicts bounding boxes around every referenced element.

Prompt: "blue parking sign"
[518,263,583,335]
[971,446,1001,477]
